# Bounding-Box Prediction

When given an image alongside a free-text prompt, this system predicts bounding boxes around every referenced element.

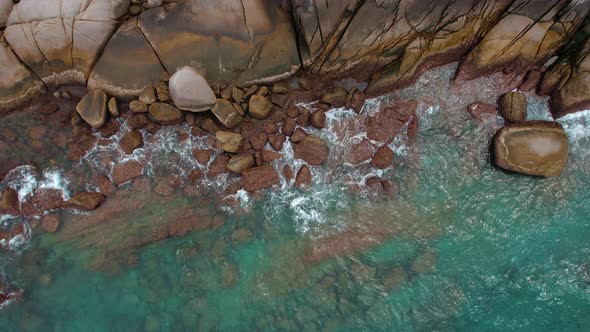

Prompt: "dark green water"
[1,65,590,331]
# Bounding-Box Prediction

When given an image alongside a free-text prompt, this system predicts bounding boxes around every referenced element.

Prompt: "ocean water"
[1,64,590,331]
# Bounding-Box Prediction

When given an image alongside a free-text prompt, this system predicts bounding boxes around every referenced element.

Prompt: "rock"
[145,0,163,9]
[127,114,150,130]
[129,5,142,15]
[294,136,328,165]
[466,102,496,121]
[271,93,288,107]
[192,149,212,164]
[0,188,19,215]
[242,85,258,100]
[209,155,229,177]
[32,188,64,211]
[282,117,296,136]
[382,267,407,290]
[231,86,244,103]
[64,192,106,210]
[0,0,12,29]
[76,90,108,128]
[493,121,569,177]
[97,174,116,195]
[311,111,326,129]
[211,99,243,129]
[241,165,280,192]
[321,86,348,107]
[272,82,289,94]
[169,66,216,112]
[497,92,527,123]
[227,154,255,174]
[367,100,418,143]
[154,178,174,196]
[290,128,307,143]
[295,165,312,189]
[108,98,119,117]
[261,150,280,163]
[296,108,311,126]
[119,131,144,155]
[232,103,245,116]
[138,86,157,104]
[262,121,278,134]
[112,160,143,185]
[149,103,184,125]
[249,133,267,151]
[129,100,148,113]
[249,95,273,119]
[256,86,269,96]
[286,106,300,118]
[283,165,294,181]
[232,228,254,244]
[41,215,60,233]
[216,131,244,153]
[268,133,286,151]
[99,119,120,138]
[371,146,394,169]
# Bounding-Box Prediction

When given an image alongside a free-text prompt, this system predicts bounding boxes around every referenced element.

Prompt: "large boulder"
[241,165,279,191]
[169,66,216,112]
[493,121,569,177]
[248,95,273,119]
[76,90,108,129]
[294,136,329,166]
[497,92,527,123]
[4,0,130,87]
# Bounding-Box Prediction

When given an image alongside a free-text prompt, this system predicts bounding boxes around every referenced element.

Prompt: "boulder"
[366,100,417,143]
[169,66,216,112]
[119,130,144,155]
[348,139,374,165]
[311,111,326,129]
[208,155,229,177]
[498,92,527,123]
[493,121,568,176]
[112,160,143,185]
[108,98,119,117]
[227,154,254,174]
[282,165,294,181]
[295,165,312,189]
[249,133,267,151]
[466,102,496,121]
[261,149,280,163]
[290,128,307,143]
[76,90,108,128]
[64,192,106,210]
[0,188,19,215]
[281,117,296,136]
[294,136,328,166]
[321,86,347,107]
[268,133,286,151]
[211,99,243,129]
[129,100,148,113]
[192,149,212,164]
[32,188,64,211]
[371,145,394,169]
[241,165,279,191]
[248,95,273,119]
[138,86,157,104]
[41,214,60,233]
[216,131,244,153]
[149,102,184,125]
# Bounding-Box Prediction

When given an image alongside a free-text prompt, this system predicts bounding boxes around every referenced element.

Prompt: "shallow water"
[1,64,590,331]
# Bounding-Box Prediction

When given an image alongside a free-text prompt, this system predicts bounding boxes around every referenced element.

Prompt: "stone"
[290,128,307,143]
[466,102,496,121]
[256,86,269,96]
[367,100,418,143]
[209,155,229,177]
[0,0,12,29]
[249,95,273,119]
[76,90,108,128]
[493,121,568,177]
[192,149,212,164]
[216,131,244,153]
[127,114,150,130]
[282,117,296,136]
[129,100,148,113]
[32,188,64,211]
[498,92,527,123]
[282,165,294,181]
[64,192,106,210]
[243,85,258,99]
[249,133,267,151]
[261,150,280,163]
[262,121,278,134]
[108,98,119,117]
[411,249,437,273]
[296,108,311,126]
[41,215,60,233]
[129,5,142,15]
[371,146,394,169]
[227,154,255,174]
[295,165,312,189]
[272,82,289,94]
[169,66,216,112]
[382,267,407,290]
[321,86,348,107]
[112,160,143,185]
[0,188,19,215]
[286,106,300,118]
[138,86,157,104]
[349,139,374,165]
[311,111,326,129]
[149,103,184,125]
[241,165,280,192]
[211,99,243,129]
[268,133,286,151]
[232,103,245,116]
[97,174,116,195]
[232,86,244,103]
[119,131,144,155]
[271,93,288,107]
[294,136,328,166]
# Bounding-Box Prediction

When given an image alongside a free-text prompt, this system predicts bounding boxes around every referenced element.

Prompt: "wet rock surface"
[294,136,328,166]
[241,165,279,192]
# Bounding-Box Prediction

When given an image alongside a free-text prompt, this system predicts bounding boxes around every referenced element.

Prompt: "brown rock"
[261,150,281,163]
[208,155,229,177]
[493,121,568,176]
[32,189,64,211]
[0,188,19,215]
[41,215,60,233]
[149,103,184,125]
[192,149,212,164]
[119,131,144,155]
[231,86,244,103]
[112,160,143,185]
[295,165,312,189]
[127,114,150,130]
[311,111,326,129]
[28,126,47,140]
[248,95,273,119]
[211,99,243,129]
[154,179,174,196]
[282,165,294,181]
[216,131,244,153]
[296,108,311,126]
[241,165,280,191]
[99,120,120,138]
[349,139,374,165]
[220,85,232,100]
[187,169,204,184]
[129,100,148,113]
[286,106,300,118]
[108,97,119,117]
[290,128,307,143]
[272,82,289,94]
[255,151,263,166]
[138,86,157,104]
[282,117,296,136]
[243,85,258,99]
[64,192,106,210]
[271,93,288,107]
[294,136,328,165]
[498,92,527,123]
[249,133,267,151]
[76,90,108,128]
[321,86,347,107]
[227,154,255,174]
[262,121,278,134]
[145,123,161,134]
[256,86,270,96]
[466,102,497,121]
[367,100,418,143]
[371,146,394,169]
[268,133,286,151]
[97,174,116,195]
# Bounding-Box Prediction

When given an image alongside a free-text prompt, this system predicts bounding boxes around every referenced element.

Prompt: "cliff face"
[1,0,590,118]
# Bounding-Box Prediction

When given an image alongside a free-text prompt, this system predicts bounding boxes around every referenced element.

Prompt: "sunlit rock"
[498,92,527,123]
[76,90,108,129]
[169,66,216,112]
[241,165,279,192]
[294,136,328,166]
[148,102,184,125]
[493,121,569,176]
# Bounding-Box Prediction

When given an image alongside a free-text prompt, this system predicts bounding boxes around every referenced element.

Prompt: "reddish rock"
[366,100,418,143]
[97,174,116,195]
[191,125,208,137]
[208,155,229,177]
[167,210,213,238]
[119,131,144,155]
[127,113,150,130]
[28,126,47,140]
[261,149,281,163]
[132,178,151,192]
[294,136,328,166]
[249,132,267,150]
[349,139,374,165]
[311,111,326,129]
[268,133,286,151]
[67,131,97,161]
[145,123,161,134]
[227,154,255,174]
[187,169,204,184]
[64,192,106,210]
[112,160,143,185]
[154,179,174,196]
[371,145,394,169]
[466,102,497,121]
[290,128,307,143]
[32,188,64,211]
[241,165,280,192]
[262,121,278,134]
[349,90,366,113]
[99,120,120,138]
[255,151,263,165]
[192,149,212,164]
[295,165,312,190]
[296,108,311,126]
[240,120,257,139]
[365,177,397,197]
[281,117,296,136]
[286,106,300,118]
[0,188,19,215]
[41,215,60,233]
[282,165,294,181]
[270,109,287,122]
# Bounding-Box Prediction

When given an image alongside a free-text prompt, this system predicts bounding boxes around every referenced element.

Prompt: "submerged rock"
[119,130,144,155]
[76,90,108,128]
[149,103,184,125]
[294,136,328,166]
[493,121,569,177]
[295,165,312,190]
[112,160,143,185]
[0,188,19,215]
[498,92,527,123]
[64,192,106,210]
[41,215,60,233]
[169,66,216,112]
[466,102,497,121]
[241,165,279,192]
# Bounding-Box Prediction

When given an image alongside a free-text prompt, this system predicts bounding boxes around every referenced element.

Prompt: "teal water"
[1,65,590,331]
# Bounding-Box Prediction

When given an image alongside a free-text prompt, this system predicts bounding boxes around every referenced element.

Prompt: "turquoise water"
[1,65,590,331]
